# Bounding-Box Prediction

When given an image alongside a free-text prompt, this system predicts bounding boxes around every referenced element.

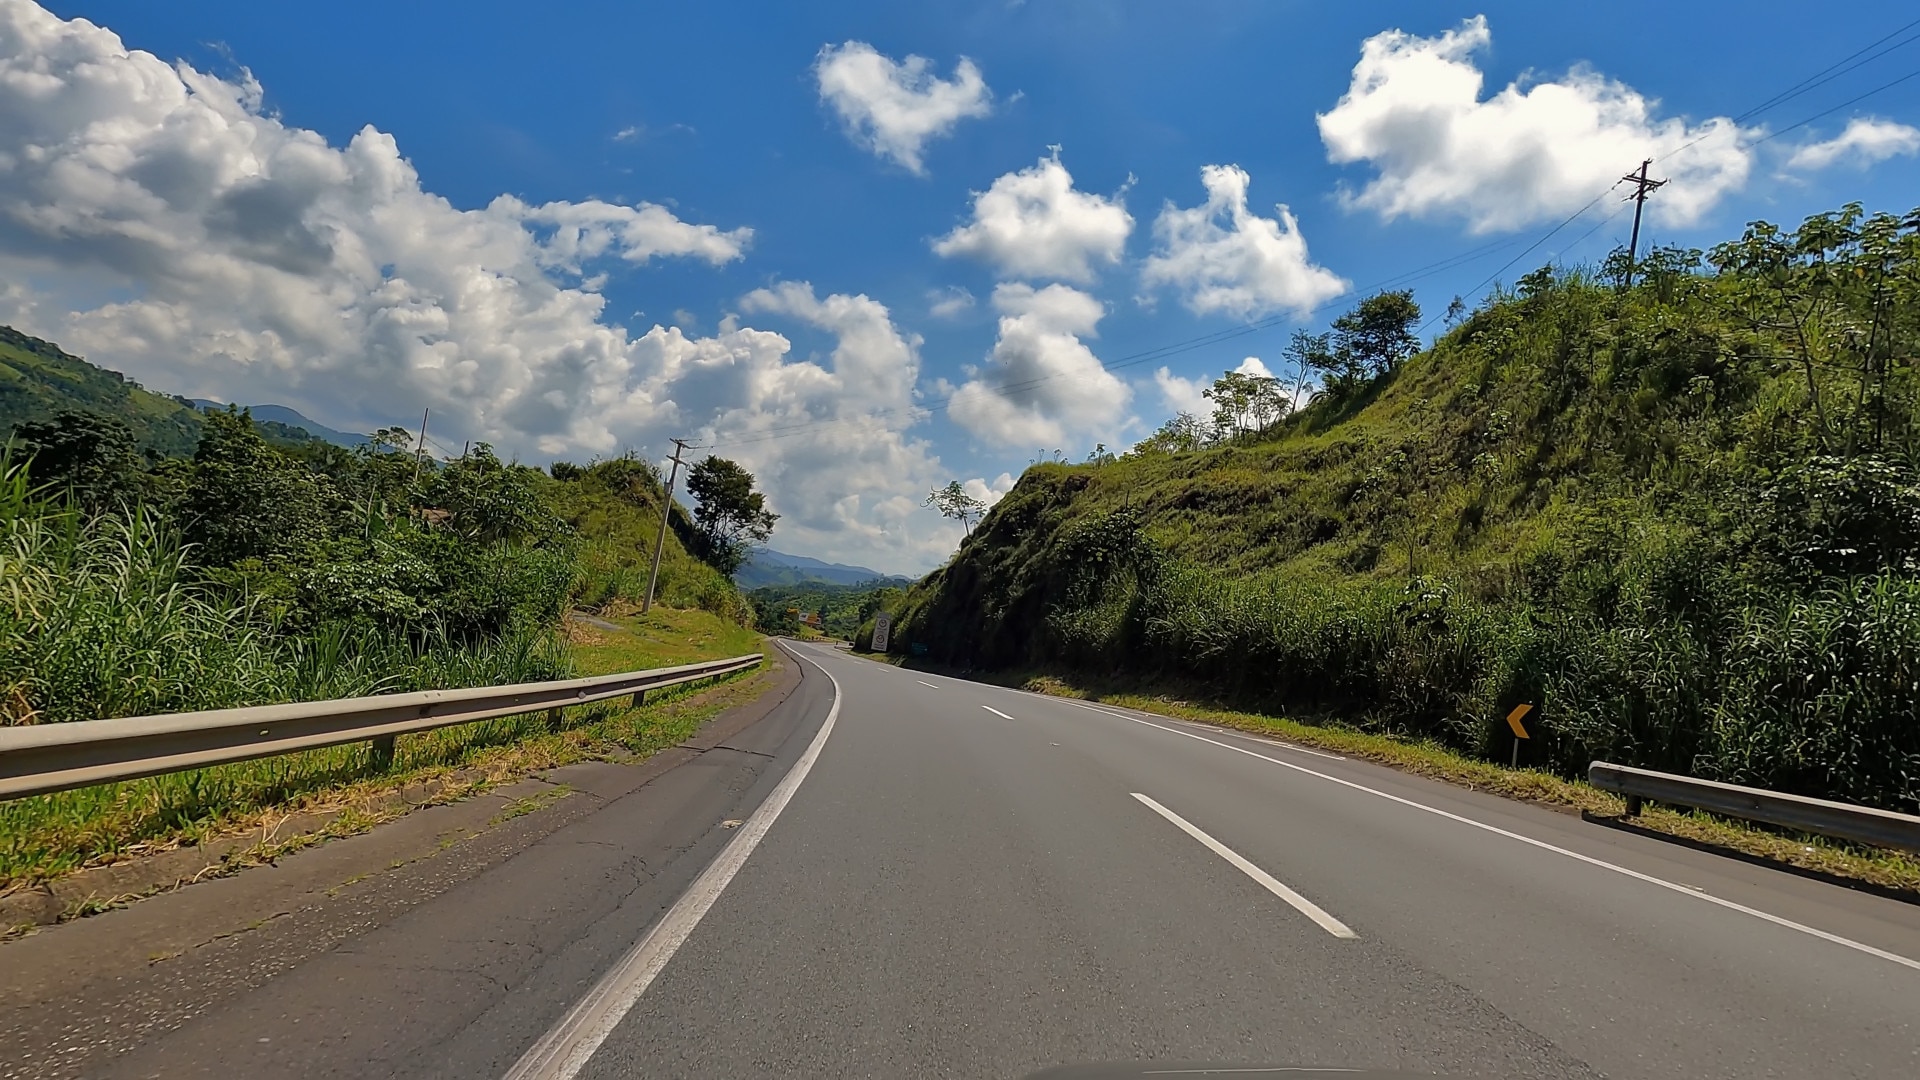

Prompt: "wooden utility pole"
[409,408,430,487]
[642,438,693,614]
[1620,159,1668,289]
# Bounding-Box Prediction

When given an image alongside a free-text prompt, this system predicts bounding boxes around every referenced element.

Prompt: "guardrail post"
[1624,794,1643,816]
[546,707,564,732]
[369,735,395,770]
[632,689,645,709]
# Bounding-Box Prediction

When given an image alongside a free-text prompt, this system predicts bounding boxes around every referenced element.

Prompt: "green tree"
[1331,290,1423,378]
[926,480,987,535]
[1132,412,1209,455]
[1284,330,1330,408]
[421,444,564,546]
[1205,369,1286,438]
[181,409,335,567]
[12,409,142,512]
[685,455,777,576]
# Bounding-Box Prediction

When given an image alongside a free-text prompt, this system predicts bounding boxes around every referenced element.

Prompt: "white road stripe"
[1064,700,1345,760]
[1132,792,1356,938]
[982,705,1014,719]
[917,680,940,689]
[502,645,843,1080]
[1117,712,1920,973]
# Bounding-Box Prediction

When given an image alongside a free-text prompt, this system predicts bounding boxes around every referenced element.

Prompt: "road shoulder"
[0,646,814,1080]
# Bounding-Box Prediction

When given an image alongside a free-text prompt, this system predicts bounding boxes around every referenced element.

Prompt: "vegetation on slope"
[890,204,1920,813]
[749,580,904,639]
[0,407,769,887]
[0,325,339,454]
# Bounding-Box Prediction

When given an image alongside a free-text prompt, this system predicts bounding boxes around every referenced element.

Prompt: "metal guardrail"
[1589,761,1920,853]
[0,653,763,801]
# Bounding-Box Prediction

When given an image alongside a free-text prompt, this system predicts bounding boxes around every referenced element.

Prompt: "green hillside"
[0,325,336,454]
[0,326,205,457]
[890,203,1920,812]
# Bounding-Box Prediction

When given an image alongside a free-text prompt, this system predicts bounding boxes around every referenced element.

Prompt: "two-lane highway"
[543,642,1920,1079]
[81,640,1920,1078]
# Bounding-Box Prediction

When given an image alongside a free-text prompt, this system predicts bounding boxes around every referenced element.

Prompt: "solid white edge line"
[1116,711,1920,973]
[1132,792,1357,939]
[1064,700,1346,760]
[982,705,1014,719]
[501,643,843,1080]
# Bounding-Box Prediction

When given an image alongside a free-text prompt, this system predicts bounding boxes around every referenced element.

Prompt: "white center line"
[1116,712,1920,973]
[917,680,940,689]
[982,705,1014,719]
[1132,792,1356,939]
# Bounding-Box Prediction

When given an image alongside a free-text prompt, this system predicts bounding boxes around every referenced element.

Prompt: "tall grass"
[1019,553,1920,814]
[0,455,597,885]
[1,457,570,727]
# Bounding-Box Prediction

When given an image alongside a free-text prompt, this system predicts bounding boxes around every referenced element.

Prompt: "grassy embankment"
[888,208,1920,817]
[0,606,768,893]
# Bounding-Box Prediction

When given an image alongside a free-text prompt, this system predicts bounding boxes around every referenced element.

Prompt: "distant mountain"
[735,548,912,589]
[191,399,368,448]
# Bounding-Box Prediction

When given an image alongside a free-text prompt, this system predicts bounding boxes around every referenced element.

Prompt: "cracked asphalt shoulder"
[0,647,825,1080]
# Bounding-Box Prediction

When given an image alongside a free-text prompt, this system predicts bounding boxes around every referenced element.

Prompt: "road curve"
[63,640,1920,1078]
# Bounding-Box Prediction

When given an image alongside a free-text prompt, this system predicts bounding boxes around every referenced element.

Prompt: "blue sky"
[10,1,1920,572]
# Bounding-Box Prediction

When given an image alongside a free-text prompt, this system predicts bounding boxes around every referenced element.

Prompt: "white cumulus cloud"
[1152,367,1211,417]
[932,152,1133,283]
[1151,357,1275,419]
[814,41,992,174]
[1140,165,1348,319]
[519,198,750,271]
[1317,15,1752,233]
[0,1,958,573]
[947,283,1129,448]
[1787,117,1920,171]
[963,472,1015,508]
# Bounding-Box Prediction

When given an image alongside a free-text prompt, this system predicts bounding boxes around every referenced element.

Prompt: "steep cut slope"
[890,206,1920,811]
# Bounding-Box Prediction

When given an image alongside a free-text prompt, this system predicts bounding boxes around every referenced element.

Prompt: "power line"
[1413,182,1623,335]
[1656,17,1920,170]
[1728,18,1920,126]
[1748,64,1920,148]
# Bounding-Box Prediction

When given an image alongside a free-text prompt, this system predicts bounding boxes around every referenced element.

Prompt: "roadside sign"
[1506,703,1533,739]
[871,612,892,652]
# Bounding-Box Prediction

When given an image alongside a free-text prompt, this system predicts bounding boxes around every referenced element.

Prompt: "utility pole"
[642,438,693,614]
[1620,159,1668,290]
[409,408,430,487]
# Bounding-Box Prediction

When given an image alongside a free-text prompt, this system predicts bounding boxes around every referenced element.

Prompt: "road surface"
[27,640,1920,1078]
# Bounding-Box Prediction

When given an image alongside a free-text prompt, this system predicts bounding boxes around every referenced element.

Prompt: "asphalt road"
[89,640,1920,1078]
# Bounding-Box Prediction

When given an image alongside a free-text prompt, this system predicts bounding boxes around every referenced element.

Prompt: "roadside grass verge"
[0,610,773,892]
[879,656,1920,897]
